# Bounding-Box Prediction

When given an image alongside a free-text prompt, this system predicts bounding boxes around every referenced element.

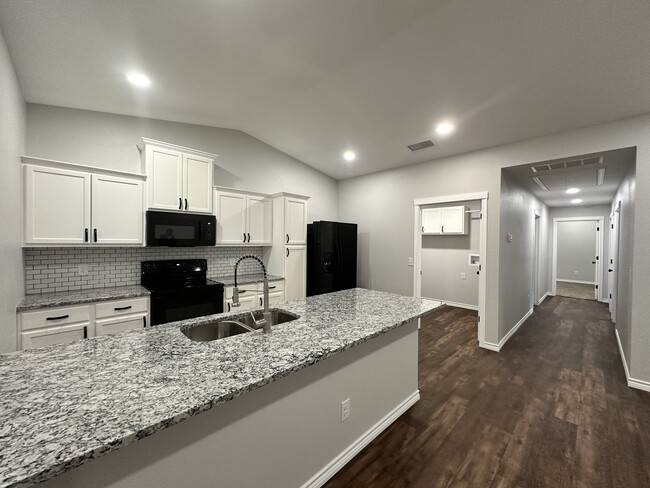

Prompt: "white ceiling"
[1,0,650,180]
[504,147,636,207]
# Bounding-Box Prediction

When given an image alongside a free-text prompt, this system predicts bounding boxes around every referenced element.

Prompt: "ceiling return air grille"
[408,139,435,151]
[531,155,603,173]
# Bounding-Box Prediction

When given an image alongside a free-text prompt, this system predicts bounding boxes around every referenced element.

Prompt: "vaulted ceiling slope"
[1,0,650,180]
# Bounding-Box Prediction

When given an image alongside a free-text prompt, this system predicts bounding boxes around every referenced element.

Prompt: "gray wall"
[548,204,611,297]
[338,114,648,382]
[421,200,480,307]
[556,221,598,282]
[498,171,548,339]
[611,166,636,377]
[0,27,25,353]
[25,104,339,224]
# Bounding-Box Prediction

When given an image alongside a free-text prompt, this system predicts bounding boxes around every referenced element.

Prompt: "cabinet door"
[95,315,146,336]
[285,246,306,301]
[92,175,144,245]
[441,206,466,234]
[285,198,307,244]
[225,293,257,313]
[216,191,247,244]
[21,323,88,350]
[183,154,213,213]
[24,165,91,245]
[421,208,442,234]
[261,290,285,307]
[146,145,183,211]
[247,196,272,245]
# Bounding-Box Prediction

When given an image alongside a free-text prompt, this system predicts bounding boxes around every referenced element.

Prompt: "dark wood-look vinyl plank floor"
[324,296,650,488]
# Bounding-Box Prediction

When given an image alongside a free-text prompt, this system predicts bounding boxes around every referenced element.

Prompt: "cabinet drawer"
[96,297,149,319]
[21,323,89,350]
[20,305,91,331]
[267,280,284,292]
[224,285,258,301]
[96,315,146,336]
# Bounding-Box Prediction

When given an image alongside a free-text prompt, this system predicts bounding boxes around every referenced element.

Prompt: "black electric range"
[141,259,224,326]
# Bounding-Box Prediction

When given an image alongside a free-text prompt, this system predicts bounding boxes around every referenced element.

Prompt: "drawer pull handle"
[46,315,69,321]
[114,306,132,311]
[269,286,277,290]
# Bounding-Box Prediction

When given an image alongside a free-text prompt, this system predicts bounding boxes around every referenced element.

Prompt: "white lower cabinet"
[284,246,306,301]
[18,297,149,350]
[224,280,285,312]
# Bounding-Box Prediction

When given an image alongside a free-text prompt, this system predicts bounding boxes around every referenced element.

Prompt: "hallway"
[326,297,650,487]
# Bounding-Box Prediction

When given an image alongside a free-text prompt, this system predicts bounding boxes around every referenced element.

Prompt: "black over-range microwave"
[146,211,216,247]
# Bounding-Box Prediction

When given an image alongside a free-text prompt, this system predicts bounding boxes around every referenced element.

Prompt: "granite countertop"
[210,273,284,287]
[0,288,442,487]
[16,286,151,312]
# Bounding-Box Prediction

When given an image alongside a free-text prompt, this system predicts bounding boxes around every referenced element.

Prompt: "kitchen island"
[0,289,442,488]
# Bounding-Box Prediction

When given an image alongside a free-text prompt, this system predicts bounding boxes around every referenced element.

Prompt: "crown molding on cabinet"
[21,156,147,180]
[137,138,219,161]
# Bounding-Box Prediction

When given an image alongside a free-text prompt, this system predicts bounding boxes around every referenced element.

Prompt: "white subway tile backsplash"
[23,246,263,294]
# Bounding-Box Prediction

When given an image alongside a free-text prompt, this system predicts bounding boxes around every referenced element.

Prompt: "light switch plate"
[408,257,414,266]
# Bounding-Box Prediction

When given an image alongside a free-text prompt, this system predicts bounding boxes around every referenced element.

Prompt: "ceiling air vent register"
[408,139,435,152]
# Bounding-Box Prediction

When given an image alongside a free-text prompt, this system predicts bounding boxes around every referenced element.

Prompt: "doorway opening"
[413,192,489,347]
[552,217,604,301]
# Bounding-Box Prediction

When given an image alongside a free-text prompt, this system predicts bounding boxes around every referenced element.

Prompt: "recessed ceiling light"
[126,72,151,88]
[571,198,582,204]
[566,188,580,194]
[343,151,356,162]
[435,121,455,136]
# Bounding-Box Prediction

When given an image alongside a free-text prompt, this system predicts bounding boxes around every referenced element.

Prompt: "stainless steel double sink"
[182,310,298,342]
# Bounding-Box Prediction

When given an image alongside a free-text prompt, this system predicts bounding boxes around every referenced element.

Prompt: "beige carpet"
[556,281,596,300]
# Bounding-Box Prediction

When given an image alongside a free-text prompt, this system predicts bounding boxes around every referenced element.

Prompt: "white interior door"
[285,245,306,300]
[183,154,213,213]
[216,192,247,244]
[146,146,183,211]
[24,165,91,245]
[92,175,143,245]
[285,198,307,244]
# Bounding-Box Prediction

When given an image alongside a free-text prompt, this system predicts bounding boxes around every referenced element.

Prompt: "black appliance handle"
[185,198,188,210]
[179,198,182,210]
[84,228,89,242]
[94,229,98,242]
[83,326,88,339]
[198,221,203,241]
[46,314,69,321]
[336,242,343,280]
[114,306,132,311]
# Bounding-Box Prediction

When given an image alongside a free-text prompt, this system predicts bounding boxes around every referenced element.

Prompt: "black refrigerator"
[307,221,357,296]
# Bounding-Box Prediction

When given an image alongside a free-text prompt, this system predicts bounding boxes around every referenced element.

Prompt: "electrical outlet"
[408,257,414,267]
[341,398,351,422]
[78,264,89,276]
[460,272,466,280]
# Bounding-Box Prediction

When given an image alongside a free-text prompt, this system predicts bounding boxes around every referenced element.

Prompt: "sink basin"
[181,310,299,342]
[241,310,299,329]
[182,320,255,342]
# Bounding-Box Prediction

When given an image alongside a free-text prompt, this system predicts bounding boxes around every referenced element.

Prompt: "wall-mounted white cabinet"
[263,193,309,301]
[139,138,216,214]
[215,188,272,246]
[422,206,468,235]
[23,159,144,246]
[17,297,149,350]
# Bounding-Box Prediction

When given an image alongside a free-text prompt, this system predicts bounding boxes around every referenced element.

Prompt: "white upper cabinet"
[24,165,91,245]
[92,175,144,245]
[215,188,272,246]
[140,139,217,214]
[23,160,145,246]
[285,197,307,245]
[421,205,468,235]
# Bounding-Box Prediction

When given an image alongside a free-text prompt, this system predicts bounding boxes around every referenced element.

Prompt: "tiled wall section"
[24,247,263,294]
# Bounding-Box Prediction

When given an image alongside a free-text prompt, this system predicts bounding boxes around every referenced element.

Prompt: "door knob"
[608,269,613,272]
[592,261,596,264]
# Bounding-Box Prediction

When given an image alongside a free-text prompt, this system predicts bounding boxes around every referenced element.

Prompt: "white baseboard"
[425,298,478,311]
[537,292,549,306]
[556,279,596,285]
[302,390,421,488]
[615,329,650,393]
[482,307,533,352]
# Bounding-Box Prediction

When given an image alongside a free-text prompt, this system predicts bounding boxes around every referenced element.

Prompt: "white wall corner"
[615,328,650,393]
[482,307,533,352]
